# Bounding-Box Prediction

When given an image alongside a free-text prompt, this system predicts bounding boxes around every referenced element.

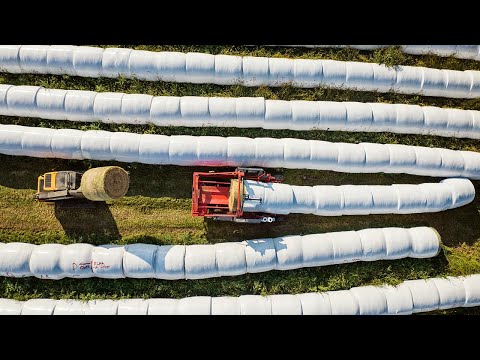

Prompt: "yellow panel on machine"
[35,166,130,203]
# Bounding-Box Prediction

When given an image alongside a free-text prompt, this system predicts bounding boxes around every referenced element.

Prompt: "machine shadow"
[54,202,121,244]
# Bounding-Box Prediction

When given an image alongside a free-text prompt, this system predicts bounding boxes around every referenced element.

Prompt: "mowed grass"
[0,45,479,314]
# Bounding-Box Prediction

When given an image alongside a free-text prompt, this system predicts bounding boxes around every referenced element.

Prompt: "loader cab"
[35,171,83,202]
[38,172,57,192]
[37,171,82,192]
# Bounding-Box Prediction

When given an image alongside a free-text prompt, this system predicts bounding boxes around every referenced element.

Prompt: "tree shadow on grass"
[54,201,121,245]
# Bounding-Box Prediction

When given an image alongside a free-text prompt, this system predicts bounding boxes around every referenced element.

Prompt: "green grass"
[0,45,479,314]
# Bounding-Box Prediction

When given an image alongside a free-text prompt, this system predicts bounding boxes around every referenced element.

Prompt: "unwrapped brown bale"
[228,179,245,212]
[80,166,129,201]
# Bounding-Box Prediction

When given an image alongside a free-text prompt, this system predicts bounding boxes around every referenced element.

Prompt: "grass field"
[0,45,479,314]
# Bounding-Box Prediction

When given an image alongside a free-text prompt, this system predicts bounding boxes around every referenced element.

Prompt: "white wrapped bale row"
[243,178,474,216]
[2,124,480,179]
[1,45,480,98]
[0,227,441,280]
[270,45,480,61]
[1,274,479,315]
[2,84,480,139]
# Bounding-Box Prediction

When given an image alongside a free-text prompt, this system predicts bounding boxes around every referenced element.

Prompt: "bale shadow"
[54,201,121,244]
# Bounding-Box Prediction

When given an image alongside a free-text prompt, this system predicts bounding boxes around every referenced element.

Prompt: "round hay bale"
[80,166,129,201]
[228,179,245,212]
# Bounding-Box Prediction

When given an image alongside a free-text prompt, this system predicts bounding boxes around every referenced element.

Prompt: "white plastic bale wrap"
[21,299,57,315]
[0,125,23,156]
[51,129,84,160]
[147,299,179,315]
[215,55,243,85]
[186,53,216,84]
[53,300,88,315]
[29,244,64,280]
[403,279,441,313]
[197,136,228,166]
[0,227,443,280]
[331,231,364,263]
[2,46,480,98]
[211,297,241,315]
[431,277,466,310]
[239,295,272,315]
[73,46,104,78]
[408,227,441,258]
[270,294,303,315]
[357,228,387,261]
[326,290,360,315]
[47,45,77,76]
[274,235,303,270]
[129,50,161,81]
[242,179,474,216]
[464,274,480,307]
[297,293,332,315]
[17,46,50,74]
[93,92,123,123]
[36,88,68,120]
[168,135,198,166]
[184,245,218,280]
[154,245,185,280]
[0,299,22,315]
[2,124,480,179]
[84,300,119,315]
[215,243,246,277]
[110,132,142,163]
[350,286,388,315]
[381,283,414,315]
[5,85,41,117]
[178,97,207,127]
[244,238,277,273]
[20,126,55,158]
[80,130,113,161]
[301,233,335,267]
[5,274,480,315]
[0,45,22,73]
[117,299,149,315]
[120,94,153,125]
[0,85,12,116]
[154,52,187,83]
[123,244,157,278]
[64,90,97,121]
[149,96,180,126]
[91,245,125,279]
[101,48,132,78]
[58,244,95,278]
[138,134,170,164]
[383,227,412,260]
[177,297,211,315]
[0,243,35,277]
